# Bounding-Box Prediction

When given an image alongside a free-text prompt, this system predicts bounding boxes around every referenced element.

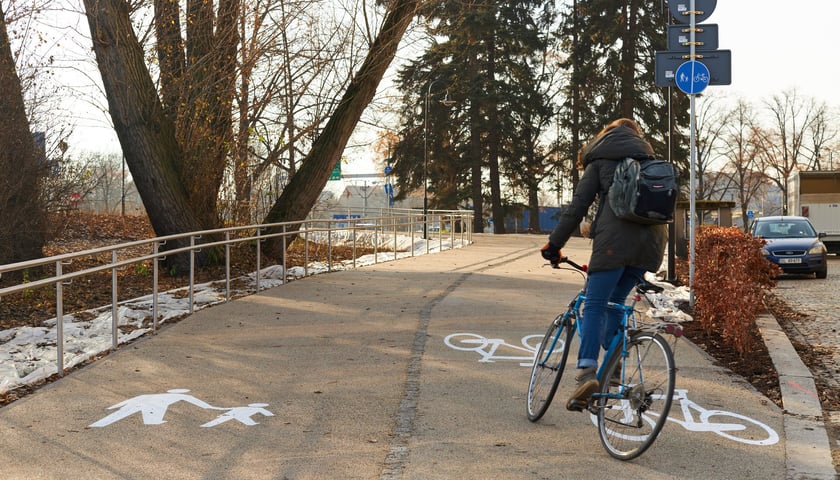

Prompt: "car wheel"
[816,268,828,279]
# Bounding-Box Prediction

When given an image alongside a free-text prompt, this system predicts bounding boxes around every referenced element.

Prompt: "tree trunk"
[528,184,540,233]
[467,51,484,234]
[485,31,505,234]
[83,0,208,271]
[175,0,240,228]
[153,0,185,119]
[262,0,420,254]
[0,3,45,266]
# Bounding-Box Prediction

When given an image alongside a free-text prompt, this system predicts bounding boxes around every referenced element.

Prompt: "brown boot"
[566,367,599,411]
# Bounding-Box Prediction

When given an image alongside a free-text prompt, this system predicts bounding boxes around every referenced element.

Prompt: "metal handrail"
[0,209,474,380]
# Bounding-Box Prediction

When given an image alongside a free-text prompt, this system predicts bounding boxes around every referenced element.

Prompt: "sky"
[703,1,839,106]
[58,0,840,160]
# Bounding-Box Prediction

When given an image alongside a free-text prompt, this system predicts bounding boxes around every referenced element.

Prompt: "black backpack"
[607,158,679,224]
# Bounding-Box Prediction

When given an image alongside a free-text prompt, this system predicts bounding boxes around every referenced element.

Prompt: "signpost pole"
[689,0,697,306]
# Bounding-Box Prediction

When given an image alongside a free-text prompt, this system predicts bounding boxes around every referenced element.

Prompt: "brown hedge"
[692,226,780,357]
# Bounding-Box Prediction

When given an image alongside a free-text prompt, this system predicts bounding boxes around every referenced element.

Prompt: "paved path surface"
[0,235,792,479]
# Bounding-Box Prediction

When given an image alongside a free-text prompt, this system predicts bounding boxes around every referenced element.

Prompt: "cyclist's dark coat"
[548,125,668,273]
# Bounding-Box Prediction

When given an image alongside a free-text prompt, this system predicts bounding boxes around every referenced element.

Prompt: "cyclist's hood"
[580,125,655,167]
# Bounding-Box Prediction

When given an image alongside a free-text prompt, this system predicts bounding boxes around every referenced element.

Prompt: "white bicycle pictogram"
[443,332,544,366]
[590,388,779,446]
[443,333,779,446]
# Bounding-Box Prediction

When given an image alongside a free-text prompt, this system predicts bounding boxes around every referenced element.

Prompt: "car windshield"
[754,220,817,238]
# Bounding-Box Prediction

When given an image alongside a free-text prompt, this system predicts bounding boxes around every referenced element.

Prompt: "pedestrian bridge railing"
[0,209,473,387]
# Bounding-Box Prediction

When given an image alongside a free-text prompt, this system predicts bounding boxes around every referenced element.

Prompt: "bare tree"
[83,0,208,270]
[718,99,767,230]
[760,89,821,214]
[229,0,361,225]
[0,1,46,265]
[694,94,732,201]
[802,103,837,170]
[262,0,422,251]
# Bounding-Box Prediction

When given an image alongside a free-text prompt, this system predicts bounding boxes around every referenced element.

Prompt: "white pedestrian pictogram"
[200,403,274,427]
[89,389,273,428]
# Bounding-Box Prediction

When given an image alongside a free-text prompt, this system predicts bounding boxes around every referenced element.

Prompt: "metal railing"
[0,209,473,383]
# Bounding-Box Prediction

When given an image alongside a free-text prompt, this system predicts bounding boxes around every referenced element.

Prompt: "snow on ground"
[0,234,690,395]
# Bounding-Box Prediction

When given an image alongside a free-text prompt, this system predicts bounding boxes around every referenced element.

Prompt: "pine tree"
[391,0,555,233]
[555,0,689,187]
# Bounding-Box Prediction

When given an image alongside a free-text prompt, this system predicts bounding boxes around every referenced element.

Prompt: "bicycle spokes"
[596,332,675,460]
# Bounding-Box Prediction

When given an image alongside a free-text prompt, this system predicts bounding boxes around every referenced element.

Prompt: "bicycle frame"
[529,257,679,460]
[550,290,641,400]
[593,301,637,401]
[540,259,665,404]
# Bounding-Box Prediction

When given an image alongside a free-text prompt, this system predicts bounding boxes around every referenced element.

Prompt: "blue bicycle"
[526,257,680,460]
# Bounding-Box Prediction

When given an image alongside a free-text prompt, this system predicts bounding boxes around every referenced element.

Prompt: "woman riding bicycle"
[540,118,667,411]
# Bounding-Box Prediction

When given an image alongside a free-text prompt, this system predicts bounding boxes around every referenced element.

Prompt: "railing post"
[438,214,443,252]
[328,220,333,272]
[352,220,357,269]
[304,223,309,277]
[111,250,119,350]
[55,261,65,377]
[282,224,287,283]
[373,219,379,264]
[449,215,455,250]
[153,241,160,332]
[189,236,197,314]
[256,229,262,292]
[225,232,231,302]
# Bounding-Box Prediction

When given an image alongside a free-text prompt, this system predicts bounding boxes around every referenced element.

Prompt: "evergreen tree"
[555,0,689,190]
[390,0,555,234]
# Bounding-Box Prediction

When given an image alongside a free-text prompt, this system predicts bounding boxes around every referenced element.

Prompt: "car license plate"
[779,258,802,264]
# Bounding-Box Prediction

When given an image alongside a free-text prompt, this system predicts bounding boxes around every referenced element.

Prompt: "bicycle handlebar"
[551,256,587,272]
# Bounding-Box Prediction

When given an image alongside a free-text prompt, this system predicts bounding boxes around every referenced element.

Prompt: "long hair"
[576,118,652,169]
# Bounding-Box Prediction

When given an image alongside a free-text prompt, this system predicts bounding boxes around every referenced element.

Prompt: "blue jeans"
[577,267,645,369]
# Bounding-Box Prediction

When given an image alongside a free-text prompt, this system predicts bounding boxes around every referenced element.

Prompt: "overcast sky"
[709,1,839,106]
[60,0,840,158]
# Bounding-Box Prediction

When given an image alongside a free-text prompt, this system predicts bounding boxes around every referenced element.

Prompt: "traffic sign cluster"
[655,0,731,95]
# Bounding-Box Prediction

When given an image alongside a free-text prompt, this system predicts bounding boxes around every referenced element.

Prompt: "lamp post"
[423,79,455,239]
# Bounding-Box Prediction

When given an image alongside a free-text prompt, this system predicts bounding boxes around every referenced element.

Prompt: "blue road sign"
[384,165,392,175]
[655,50,731,87]
[675,60,710,95]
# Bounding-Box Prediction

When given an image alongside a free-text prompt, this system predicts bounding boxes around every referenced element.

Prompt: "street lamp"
[423,79,456,239]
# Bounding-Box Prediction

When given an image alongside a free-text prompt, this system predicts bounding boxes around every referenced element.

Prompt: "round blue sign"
[675,60,710,95]
[384,166,392,175]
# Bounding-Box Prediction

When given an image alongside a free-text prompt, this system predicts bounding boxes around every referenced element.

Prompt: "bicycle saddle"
[636,281,664,294]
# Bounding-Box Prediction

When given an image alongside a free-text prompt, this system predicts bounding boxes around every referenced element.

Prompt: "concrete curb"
[757,314,837,479]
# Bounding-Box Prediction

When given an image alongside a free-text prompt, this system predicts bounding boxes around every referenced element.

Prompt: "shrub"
[692,226,780,357]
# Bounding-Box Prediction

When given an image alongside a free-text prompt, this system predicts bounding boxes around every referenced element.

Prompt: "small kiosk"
[674,200,736,257]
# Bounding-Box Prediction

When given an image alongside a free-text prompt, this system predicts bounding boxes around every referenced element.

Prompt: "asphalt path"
[0,234,786,479]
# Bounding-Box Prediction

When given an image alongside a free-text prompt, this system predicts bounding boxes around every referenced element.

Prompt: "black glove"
[540,242,562,265]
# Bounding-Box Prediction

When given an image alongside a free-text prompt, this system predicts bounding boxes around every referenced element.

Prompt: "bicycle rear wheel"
[596,332,675,460]
[526,312,574,421]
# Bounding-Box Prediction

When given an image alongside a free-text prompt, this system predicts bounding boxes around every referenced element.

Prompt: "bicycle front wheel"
[596,332,675,460]
[526,313,574,421]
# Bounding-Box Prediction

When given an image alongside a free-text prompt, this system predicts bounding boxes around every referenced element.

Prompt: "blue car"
[750,216,828,279]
